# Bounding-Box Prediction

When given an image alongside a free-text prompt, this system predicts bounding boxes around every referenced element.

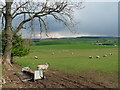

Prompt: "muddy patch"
[2,63,118,88]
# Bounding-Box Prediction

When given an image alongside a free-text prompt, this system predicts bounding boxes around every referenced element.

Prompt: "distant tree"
[0,0,82,68]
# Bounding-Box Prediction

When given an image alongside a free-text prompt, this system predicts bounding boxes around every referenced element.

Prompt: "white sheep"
[103,55,107,57]
[34,56,38,59]
[52,52,54,55]
[109,53,112,55]
[71,52,74,55]
[96,56,100,58]
[37,63,49,70]
[89,56,93,59]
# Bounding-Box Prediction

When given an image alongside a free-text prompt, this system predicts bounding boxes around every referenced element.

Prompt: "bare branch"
[12,9,46,19]
[51,13,76,34]
[0,5,6,15]
[11,1,28,17]
[4,0,83,37]
[38,16,49,37]
[13,15,34,34]
[2,14,5,28]
[38,17,43,39]
[13,5,66,34]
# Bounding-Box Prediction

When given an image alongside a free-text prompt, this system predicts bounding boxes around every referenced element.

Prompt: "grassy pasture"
[35,38,118,46]
[31,39,117,50]
[35,38,118,45]
[15,39,118,76]
[30,44,117,50]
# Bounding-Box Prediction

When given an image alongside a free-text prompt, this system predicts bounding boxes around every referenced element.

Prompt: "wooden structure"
[22,67,44,81]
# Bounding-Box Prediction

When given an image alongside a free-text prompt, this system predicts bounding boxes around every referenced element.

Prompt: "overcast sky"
[0,0,118,38]
[20,1,118,38]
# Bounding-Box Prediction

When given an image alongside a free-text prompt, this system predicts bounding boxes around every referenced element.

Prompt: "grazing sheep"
[89,56,93,59]
[103,55,107,57]
[71,52,74,55]
[52,52,54,55]
[109,53,112,55]
[96,56,100,58]
[37,63,50,70]
[34,56,38,59]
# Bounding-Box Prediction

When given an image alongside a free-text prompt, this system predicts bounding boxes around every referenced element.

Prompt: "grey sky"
[73,2,118,36]
[0,1,118,38]
[23,2,117,38]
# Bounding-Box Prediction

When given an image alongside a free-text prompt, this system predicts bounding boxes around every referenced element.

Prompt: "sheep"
[103,55,107,57]
[37,63,50,70]
[89,56,93,59]
[71,52,74,55]
[52,52,54,55]
[96,56,100,58]
[109,53,112,55]
[34,56,38,59]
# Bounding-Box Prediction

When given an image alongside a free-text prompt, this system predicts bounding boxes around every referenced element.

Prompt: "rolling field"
[15,39,118,76]
[31,39,117,50]
[30,44,117,50]
[15,49,118,75]
[12,38,118,88]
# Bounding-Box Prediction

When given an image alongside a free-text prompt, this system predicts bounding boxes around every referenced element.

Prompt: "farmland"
[15,38,118,75]
[15,48,118,75]
[12,37,118,88]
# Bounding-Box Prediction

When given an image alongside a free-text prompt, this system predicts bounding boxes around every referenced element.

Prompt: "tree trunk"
[2,2,13,68]
[3,32,13,65]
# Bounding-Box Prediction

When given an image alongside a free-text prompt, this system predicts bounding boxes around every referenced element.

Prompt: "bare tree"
[0,0,83,68]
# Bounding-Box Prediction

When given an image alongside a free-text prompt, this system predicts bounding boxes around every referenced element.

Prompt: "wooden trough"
[23,69,34,74]
[22,67,44,81]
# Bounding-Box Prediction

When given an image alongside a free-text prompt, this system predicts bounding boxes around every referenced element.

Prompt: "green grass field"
[30,44,117,50]
[14,38,118,76]
[31,39,117,50]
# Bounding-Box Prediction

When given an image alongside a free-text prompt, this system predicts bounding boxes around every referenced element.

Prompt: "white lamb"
[37,63,49,70]
[103,55,107,57]
[109,53,112,55]
[34,56,38,59]
[96,56,100,58]
[89,56,93,59]
[71,52,74,55]
[52,52,54,55]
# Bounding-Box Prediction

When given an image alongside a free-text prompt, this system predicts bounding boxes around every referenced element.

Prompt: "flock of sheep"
[89,53,112,59]
[35,52,113,60]
[34,52,113,69]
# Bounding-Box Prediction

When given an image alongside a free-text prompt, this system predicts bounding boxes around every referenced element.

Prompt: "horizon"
[23,35,118,40]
